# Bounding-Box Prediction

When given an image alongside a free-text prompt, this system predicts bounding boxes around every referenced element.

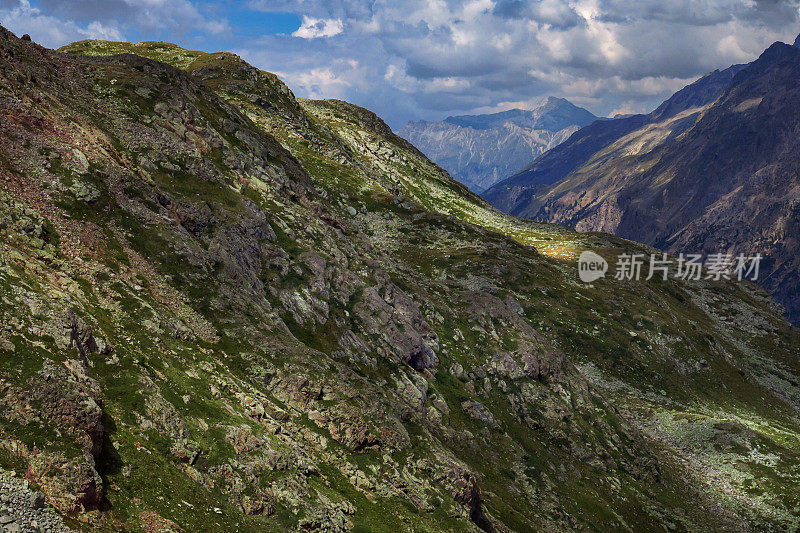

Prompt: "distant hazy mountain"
[400,97,597,192]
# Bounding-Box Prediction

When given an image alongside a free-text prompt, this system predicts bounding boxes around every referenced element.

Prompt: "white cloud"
[114,0,230,35]
[0,0,123,48]
[292,16,343,39]
[274,57,367,99]
[288,67,349,97]
[7,0,800,127]
[84,20,124,40]
[33,0,229,38]
[239,0,800,127]
[609,101,647,117]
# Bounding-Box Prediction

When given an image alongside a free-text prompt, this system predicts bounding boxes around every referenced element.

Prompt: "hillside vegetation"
[0,28,797,532]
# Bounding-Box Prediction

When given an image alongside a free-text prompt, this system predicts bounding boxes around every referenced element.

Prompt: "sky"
[1,0,799,129]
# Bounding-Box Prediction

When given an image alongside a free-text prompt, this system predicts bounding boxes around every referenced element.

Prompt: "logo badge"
[578,251,608,283]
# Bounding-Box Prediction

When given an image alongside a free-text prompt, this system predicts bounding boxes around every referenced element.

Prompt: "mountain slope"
[484,63,745,212]
[0,27,798,532]
[484,37,800,326]
[400,98,596,192]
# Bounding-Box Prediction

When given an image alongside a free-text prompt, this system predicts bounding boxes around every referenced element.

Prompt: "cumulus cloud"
[3,0,800,128]
[280,64,354,98]
[242,0,800,126]
[292,15,343,39]
[35,0,229,36]
[0,0,123,47]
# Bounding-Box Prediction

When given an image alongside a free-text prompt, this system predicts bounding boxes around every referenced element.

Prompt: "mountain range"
[0,25,800,532]
[400,98,597,192]
[485,35,800,326]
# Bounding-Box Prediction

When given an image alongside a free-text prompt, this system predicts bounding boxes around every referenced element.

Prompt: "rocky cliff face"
[484,36,800,327]
[400,98,596,192]
[0,27,799,532]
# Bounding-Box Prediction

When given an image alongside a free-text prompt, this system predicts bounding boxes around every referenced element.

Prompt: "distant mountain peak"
[439,97,596,131]
[537,95,572,107]
[400,98,596,191]
[794,33,800,47]
[537,95,568,107]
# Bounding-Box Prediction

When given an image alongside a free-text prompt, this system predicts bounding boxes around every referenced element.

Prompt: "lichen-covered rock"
[460,400,499,429]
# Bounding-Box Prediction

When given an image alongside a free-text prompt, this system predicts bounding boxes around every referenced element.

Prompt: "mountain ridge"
[439,97,597,131]
[483,62,748,212]
[485,36,800,326]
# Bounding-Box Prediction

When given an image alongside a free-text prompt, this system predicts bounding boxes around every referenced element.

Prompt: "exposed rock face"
[485,39,800,326]
[0,26,796,533]
[0,467,76,532]
[1,359,106,514]
[401,98,596,192]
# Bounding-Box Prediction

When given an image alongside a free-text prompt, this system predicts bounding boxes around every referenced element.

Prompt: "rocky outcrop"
[354,274,440,371]
[0,467,76,533]
[0,359,106,514]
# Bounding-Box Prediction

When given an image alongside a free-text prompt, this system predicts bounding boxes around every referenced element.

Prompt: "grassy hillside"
[0,28,796,532]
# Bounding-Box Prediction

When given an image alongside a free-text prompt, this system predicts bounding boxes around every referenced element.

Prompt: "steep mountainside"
[400,98,596,192]
[484,63,745,212]
[0,27,799,532]
[484,37,800,326]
